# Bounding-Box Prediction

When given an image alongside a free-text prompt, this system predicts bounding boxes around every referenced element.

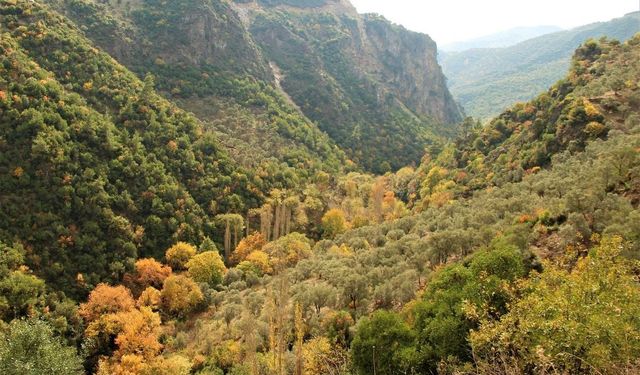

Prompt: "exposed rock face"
[240,2,462,171]
[361,15,461,124]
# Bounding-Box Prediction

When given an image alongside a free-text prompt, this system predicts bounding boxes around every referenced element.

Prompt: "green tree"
[186,251,226,287]
[351,310,417,375]
[0,319,83,375]
[199,237,218,253]
[0,271,45,321]
[471,236,640,373]
[411,241,527,371]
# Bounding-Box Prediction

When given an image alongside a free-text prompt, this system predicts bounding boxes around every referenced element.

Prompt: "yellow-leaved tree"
[186,251,226,287]
[165,242,197,270]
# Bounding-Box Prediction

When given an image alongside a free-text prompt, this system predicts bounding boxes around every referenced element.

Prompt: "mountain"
[441,25,563,52]
[416,35,640,207]
[149,35,640,374]
[236,0,462,171]
[0,0,460,295]
[47,0,462,173]
[0,0,278,295]
[2,1,640,373]
[45,0,347,176]
[441,12,640,119]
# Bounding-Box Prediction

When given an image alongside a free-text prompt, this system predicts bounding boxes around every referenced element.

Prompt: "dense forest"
[46,0,462,174]
[1,0,640,374]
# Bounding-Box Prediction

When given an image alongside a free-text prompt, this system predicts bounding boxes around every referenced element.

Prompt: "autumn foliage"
[165,242,197,270]
[124,258,172,296]
[160,275,204,317]
[231,232,267,264]
[79,284,135,322]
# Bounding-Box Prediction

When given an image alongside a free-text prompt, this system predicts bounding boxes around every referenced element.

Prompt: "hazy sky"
[350,0,639,45]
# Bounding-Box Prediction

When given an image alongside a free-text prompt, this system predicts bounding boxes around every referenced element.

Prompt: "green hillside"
[47,0,462,174]
[151,35,640,375]
[1,1,640,375]
[45,0,348,176]
[0,0,280,295]
[441,12,640,119]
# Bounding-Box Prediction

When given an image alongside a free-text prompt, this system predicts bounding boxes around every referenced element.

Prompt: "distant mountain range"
[441,12,640,119]
[441,25,563,52]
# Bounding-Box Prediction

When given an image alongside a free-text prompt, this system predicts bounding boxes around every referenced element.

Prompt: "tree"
[160,275,204,317]
[216,214,245,262]
[294,303,304,375]
[339,273,367,317]
[321,310,354,347]
[200,237,218,253]
[263,233,313,270]
[303,337,350,375]
[79,284,135,323]
[112,307,163,360]
[165,242,197,270]
[299,281,337,315]
[244,251,273,275]
[266,274,289,375]
[124,258,172,296]
[93,307,163,374]
[369,177,387,223]
[321,209,348,239]
[0,319,83,375]
[411,241,527,371]
[0,241,25,277]
[259,204,274,241]
[137,287,161,310]
[351,310,417,375]
[471,236,640,373]
[186,251,226,287]
[0,242,45,321]
[232,232,266,265]
[0,271,45,320]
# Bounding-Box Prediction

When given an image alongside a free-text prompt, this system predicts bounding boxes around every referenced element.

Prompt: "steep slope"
[46,0,347,175]
[49,0,462,174]
[237,0,462,172]
[441,25,562,52]
[0,0,272,295]
[441,12,640,119]
[416,35,640,208]
[160,36,640,374]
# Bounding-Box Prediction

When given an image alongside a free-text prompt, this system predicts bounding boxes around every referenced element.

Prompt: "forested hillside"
[45,0,348,174]
[0,0,276,295]
[1,0,640,374]
[138,35,639,375]
[46,0,462,173]
[441,11,640,119]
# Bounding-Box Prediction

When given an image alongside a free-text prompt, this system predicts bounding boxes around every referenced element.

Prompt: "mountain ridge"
[441,11,640,119]
[441,25,563,52]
